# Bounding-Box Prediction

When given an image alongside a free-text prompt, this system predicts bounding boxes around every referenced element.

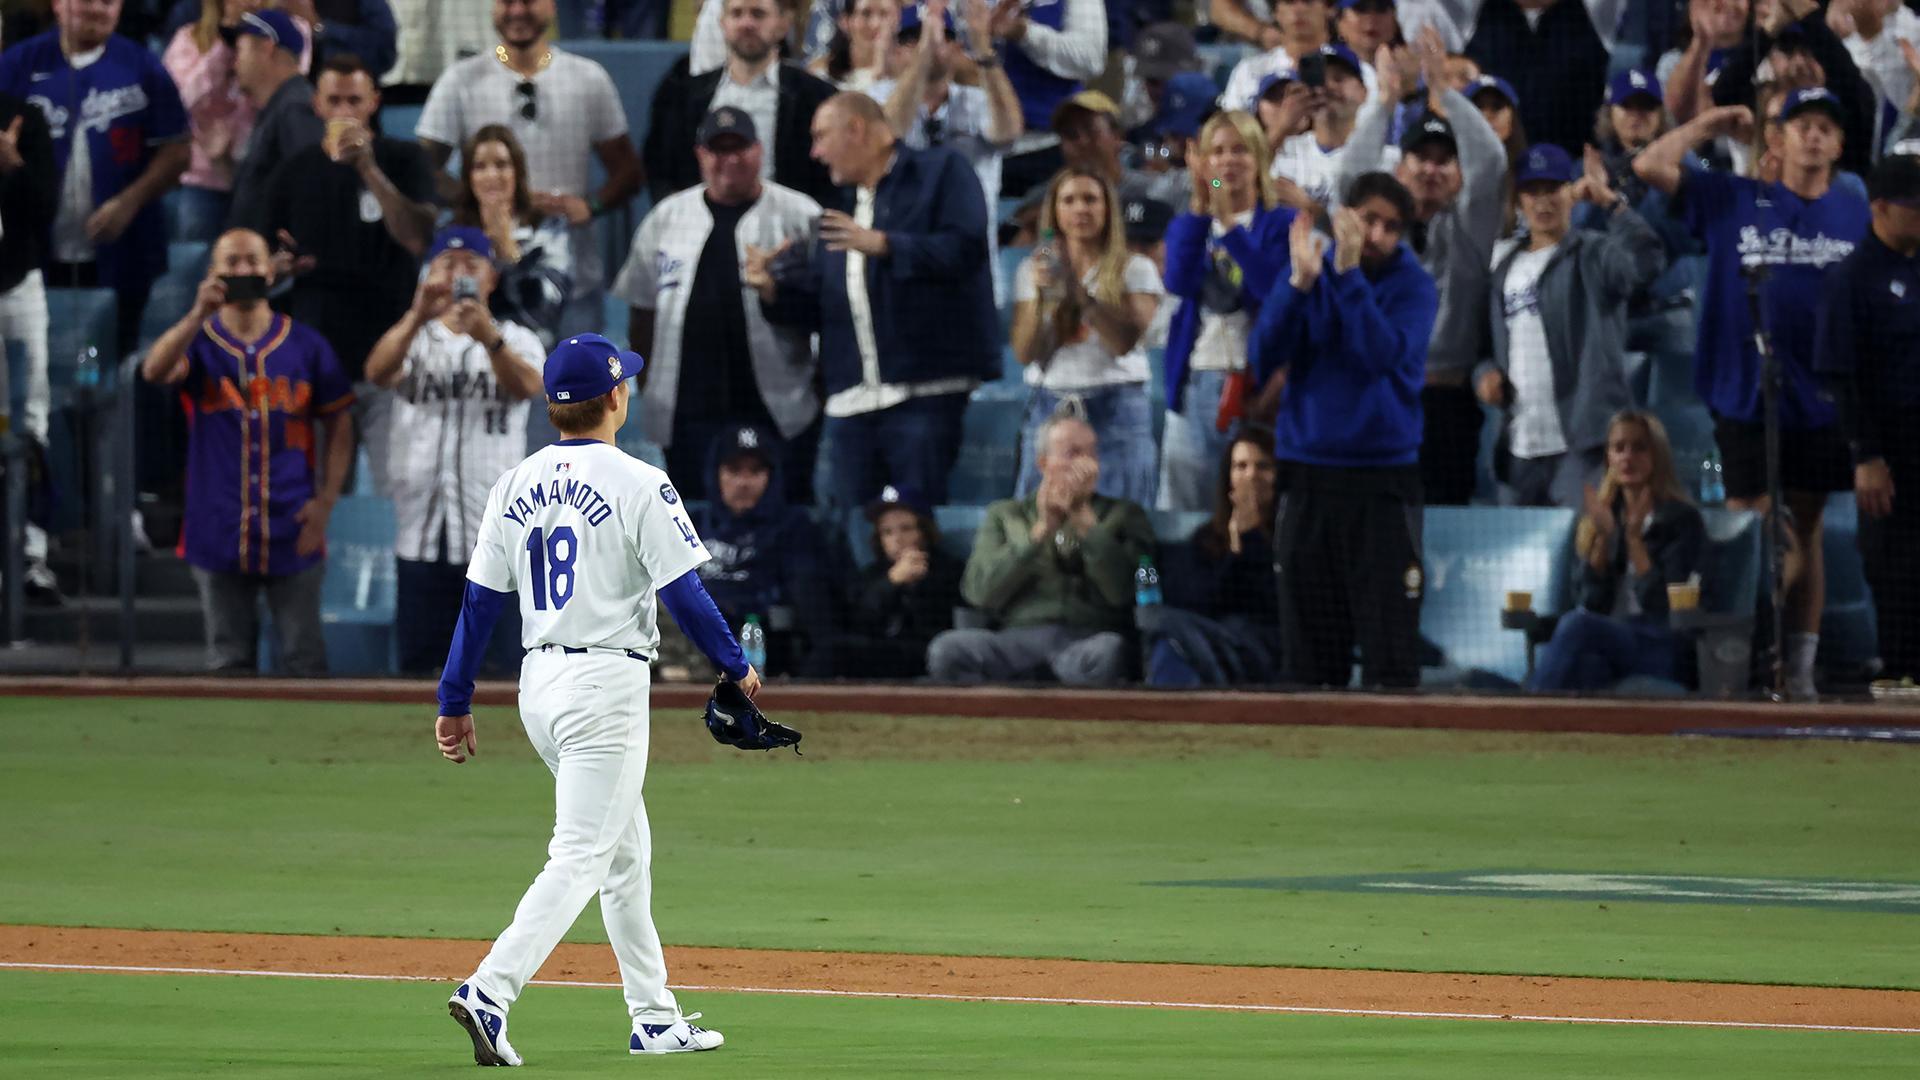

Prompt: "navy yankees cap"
[1515,143,1578,187]
[232,10,306,57]
[1606,67,1662,107]
[1780,86,1845,125]
[1121,194,1175,244]
[544,333,643,404]
[697,106,758,148]
[427,225,492,263]
[1466,74,1519,110]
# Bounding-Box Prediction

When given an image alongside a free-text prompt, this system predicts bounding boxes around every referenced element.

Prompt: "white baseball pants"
[470,649,680,1026]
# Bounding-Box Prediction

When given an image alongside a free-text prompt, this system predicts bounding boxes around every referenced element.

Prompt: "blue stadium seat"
[1420,506,1579,684]
[945,391,1025,505]
[139,241,211,349]
[933,504,989,565]
[378,103,423,141]
[316,494,399,675]
[1645,346,1699,410]
[45,288,118,397]
[1819,494,1879,676]
[1654,402,1716,492]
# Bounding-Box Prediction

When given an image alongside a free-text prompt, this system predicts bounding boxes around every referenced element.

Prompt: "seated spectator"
[616,107,822,503]
[225,10,323,229]
[927,415,1153,684]
[1709,0,1879,177]
[747,91,998,508]
[1459,0,1623,154]
[1264,44,1370,206]
[689,423,838,675]
[1159,111,1291,512]
[363,227,543,676]
[1012,169,1162,504]
[812,0,899,90]
[449,124,573,348]
[1659,0,1748,125]
[164,0,302,242]
[645,0,838,206]
[1527,410,1705,691]
[805,484,962,678]
[1254,173,1436,689]
[1337,0,1402,60]
[0,77,56,603]
[1477,144,1662,508]
[139,228,354,676]
[1144,426,1283,686]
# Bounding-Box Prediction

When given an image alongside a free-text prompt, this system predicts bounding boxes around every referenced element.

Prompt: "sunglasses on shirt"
[516,80,538,121]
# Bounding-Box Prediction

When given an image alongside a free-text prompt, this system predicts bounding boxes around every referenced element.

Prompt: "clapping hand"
[1856,459,1895,518]
[986,0,1025,41]
[1330,206,1365,275]
[1287,211,1325,289]
[1570,145,1619,206]
[743,238,792,299]
[1582,482,1617,538]
[1413,26,1450,113]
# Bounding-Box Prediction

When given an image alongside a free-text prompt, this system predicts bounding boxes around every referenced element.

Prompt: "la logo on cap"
[1631,71,1647,87]
[881,485,901,502]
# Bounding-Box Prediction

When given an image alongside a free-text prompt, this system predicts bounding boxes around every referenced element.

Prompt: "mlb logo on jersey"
[557,461,571,473]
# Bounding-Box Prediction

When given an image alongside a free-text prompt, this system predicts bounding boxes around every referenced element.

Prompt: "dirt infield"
[4,925,1917,1033]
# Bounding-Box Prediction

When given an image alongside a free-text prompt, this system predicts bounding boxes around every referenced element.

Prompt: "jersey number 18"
[525,526,578,610]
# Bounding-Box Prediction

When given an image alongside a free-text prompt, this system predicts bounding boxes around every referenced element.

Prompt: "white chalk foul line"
[2,960,1916,1036]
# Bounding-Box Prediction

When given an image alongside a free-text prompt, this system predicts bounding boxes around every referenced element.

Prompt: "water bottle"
[1134,556,1162,608]
[1035,228,1065,303]
[73,345,100,391]
[740,614,767,674]
[1699,450,1725,505]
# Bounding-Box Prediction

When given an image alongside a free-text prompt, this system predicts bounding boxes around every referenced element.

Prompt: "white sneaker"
[630,1012,725,1054]
[448,982,524,1066]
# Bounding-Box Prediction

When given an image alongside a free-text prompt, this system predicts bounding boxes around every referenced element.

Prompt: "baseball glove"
[704,679,802,752]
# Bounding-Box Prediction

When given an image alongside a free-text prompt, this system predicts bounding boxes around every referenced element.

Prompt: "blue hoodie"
[691,424,836,638]
[1251,244,1437,468]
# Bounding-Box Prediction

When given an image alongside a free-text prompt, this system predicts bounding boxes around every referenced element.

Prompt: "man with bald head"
[141,227,354,676]
[747,91,998,509]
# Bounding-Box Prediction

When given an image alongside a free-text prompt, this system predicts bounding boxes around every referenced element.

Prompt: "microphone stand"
[1741,264,1788,701]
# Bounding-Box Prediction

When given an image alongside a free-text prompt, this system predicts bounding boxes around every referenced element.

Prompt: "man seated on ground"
[927,414,1153,685]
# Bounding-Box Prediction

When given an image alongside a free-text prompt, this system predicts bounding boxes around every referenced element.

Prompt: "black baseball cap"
[1401,114,1458,157]
[1121,195,1176,244]
[1133,22,1199,81]
[1867,154,1920,206]
[697,106,758,149]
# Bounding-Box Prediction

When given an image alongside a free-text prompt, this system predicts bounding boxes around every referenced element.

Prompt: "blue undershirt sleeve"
[659,569,750,681]
[436,582,512,716]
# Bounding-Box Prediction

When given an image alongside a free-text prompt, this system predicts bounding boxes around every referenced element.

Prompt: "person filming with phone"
[141,227,356,677]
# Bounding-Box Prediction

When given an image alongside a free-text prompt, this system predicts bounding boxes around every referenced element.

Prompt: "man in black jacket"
[0,83,58,602]
[644,0,836,206]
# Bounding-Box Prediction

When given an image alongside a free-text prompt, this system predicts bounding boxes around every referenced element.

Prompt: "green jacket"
[960,495,1154,632]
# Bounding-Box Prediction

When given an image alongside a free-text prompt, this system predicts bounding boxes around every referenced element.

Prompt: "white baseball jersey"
[466,439,710,654]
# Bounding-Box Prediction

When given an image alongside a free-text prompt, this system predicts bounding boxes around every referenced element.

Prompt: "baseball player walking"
[434,333,761,1065]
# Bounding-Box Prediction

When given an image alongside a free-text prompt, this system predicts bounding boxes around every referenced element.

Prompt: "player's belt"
[535,644,652,661]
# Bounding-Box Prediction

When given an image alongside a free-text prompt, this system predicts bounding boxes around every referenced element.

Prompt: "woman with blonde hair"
[1010,167,1163,502]
[1527,409,1708,691]
[450,124,574,347]
[1157,110,1298,511]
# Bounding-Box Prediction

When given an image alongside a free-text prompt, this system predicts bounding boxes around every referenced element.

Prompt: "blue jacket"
[1252,244,1436,468]
[691,424,836,639]
[1160,205,1295,411]
[764,144,998,397]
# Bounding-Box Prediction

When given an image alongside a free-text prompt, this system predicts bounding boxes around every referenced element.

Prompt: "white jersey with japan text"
[466,438,709,654]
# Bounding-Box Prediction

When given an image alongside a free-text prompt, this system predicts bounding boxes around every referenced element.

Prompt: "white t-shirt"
[52,45,106,263]
[386,318,545,562]
[1500,244,1567,459]
[1271,132,1355,208]
[468,440,711,655]
[1014,252,1162,390]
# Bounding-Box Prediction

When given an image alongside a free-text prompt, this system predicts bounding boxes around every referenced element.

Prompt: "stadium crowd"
[0,0,1917,698]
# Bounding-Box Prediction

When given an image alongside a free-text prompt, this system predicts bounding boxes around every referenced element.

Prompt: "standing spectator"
[1709,0,1879,178]
[983,0,1108,198]
[1337,0,1401,59]
[1011,168,1162,504]
[1266,43,1370,206]
[1464,73,1527,159]
[449,124,573,348]
[274,0,398,77]
[1581,66,1699,349]
[1833,0,1920,132]
[224,10,322,229]
[1459,0,1625,154]
[1634,91,1868,700]
[878,0,1023,301]
[806,483,962,678]
[0,0,190,354]
[1817,154,1920,684]
[689,422,838,675]
[1254,173,1436,689]
[747,91,998,507]
[1143,426,1284,686]
[616,107,821,503]
[385,0,493,91]
[811,0,899,91]
[138,228,354,676]
[163,0,295,242]
[927,414,1152,684]
[645,0,838,206]
[259,52,435,496]
[1528,410,1705,690]
[1334,37,1508,506]
[1477,144,1662,508]
[1159,110,1293,512]
[0,73,58,602]
[416,0,644,338]
[1659,0,1748,124]
[1218,0,1338,110]
[363,227,543,675]
[1121,20,1203,137]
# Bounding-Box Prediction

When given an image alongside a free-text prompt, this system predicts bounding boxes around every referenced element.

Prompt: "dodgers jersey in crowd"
[466,438,710,654]
[1680,164,1868,429]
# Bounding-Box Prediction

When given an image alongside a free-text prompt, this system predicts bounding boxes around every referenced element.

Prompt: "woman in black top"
[809,489,963,680]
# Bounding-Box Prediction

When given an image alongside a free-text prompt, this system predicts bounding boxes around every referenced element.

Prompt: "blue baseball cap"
[1337,0,1396,9]
[1515,142,1578,187]
[1314,42,1365,80]
[1466,74,1519,109]
[897,3,955,36]
[1606,67,1662,107]
[865,483,931,519]
[543,333,644,404]
[232,9,306,56]
[1780,85,1845,125]
[426,225,492,263]
[1155,71,1217,138]
[1255,71,1294,103]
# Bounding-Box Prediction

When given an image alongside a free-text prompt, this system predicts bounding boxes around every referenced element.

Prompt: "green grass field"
[4,694,1918,1075]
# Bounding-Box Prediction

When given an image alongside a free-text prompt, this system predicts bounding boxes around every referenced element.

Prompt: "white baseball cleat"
[449,982,524,1067]
[630,1012,725,1054]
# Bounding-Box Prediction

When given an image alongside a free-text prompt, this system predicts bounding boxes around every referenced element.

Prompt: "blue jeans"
[172,185,230,244]
[1157,369,1234,511]
[1015,382,1157,505]
[822,392,970,508]
[1527,609,1679,692]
